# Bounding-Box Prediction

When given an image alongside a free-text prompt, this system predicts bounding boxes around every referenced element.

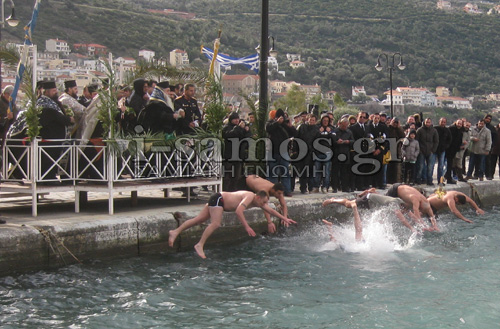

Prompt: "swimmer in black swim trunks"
[386,183,402,198]
[168,190,297,258]
[208,192,224,208]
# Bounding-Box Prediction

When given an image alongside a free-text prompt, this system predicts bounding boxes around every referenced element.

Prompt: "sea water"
[1,207,500,328]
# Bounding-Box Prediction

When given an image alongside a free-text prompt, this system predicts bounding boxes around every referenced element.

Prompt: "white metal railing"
[2,138,222,184]
[1,137,222,216]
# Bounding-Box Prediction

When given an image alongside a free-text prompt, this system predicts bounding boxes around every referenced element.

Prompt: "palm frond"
[0,45,21,69]
[96,60,119,139]
[124,59,207,86]
[202,74,227,137]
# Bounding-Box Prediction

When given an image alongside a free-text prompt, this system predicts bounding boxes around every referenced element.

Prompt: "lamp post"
[0,0,19,88]
[257,1,278,137]
[258,0,270,140]
[375,52,405,118]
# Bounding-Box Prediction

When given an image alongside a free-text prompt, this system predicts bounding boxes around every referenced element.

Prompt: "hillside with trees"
[8,0,500,98]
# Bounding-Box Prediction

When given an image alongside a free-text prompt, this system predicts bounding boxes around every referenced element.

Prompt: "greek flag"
[10,0,41,110]
[201,46,259,73]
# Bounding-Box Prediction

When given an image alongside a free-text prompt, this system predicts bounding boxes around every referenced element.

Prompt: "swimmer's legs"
[194,206,224,259]
[322,219,336,241]
[322,198,355,208]
[351,204,363,241]
[169,205,210,247]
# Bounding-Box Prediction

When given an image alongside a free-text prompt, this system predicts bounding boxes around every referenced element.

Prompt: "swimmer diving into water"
[168,190,296,259]
[427,190,484,223]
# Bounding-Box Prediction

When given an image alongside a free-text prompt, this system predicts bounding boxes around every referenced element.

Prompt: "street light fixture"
[0,0,19,88]
[268,36,278,58]
[375,52,405,118]
[255,36,278,57]
[2,0,18,27]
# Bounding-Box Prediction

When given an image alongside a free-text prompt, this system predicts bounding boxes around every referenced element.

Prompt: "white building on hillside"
[139,49,155,61]
[45,39,70,55]
[290,60,305,69]
[352,86,366,97]
[169,49,189,67]
[268,56,279,72]
[437,1,452,10]
[436,96,472,109]
[396,87,437,107]
[286,53,301,62]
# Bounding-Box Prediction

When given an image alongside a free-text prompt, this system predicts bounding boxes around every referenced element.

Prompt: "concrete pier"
[0,181,497,276]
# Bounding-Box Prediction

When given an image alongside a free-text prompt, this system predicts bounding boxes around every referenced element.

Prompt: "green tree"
[352,94,370,104]
[309,93,330,113]
[273,84,307,115]
[333,93,347,108]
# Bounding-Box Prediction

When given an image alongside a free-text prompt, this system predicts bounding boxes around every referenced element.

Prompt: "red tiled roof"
[437,96,468,101]
[223,74,259,80]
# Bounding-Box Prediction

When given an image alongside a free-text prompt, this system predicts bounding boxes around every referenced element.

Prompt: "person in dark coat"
[297,114,319,193]
[416,118,439,186]
[0,85,17,146]
[367,113,388,189]
[315,114,335,193]
[128,78,148,116]
[444,119,464,184]
[484,114,497,180]
[222,111,251,191]
[434,117,452,184]
[38,81,74,182]
[349,111,371,191]
[266,108,296,196]
[137,81,177,135]
[174,84,202,136]
[490,123,500,179]
[332,117,354,192]
[386,117,405,184]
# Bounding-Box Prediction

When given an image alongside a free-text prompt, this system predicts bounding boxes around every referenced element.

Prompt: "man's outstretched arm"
[447,199,473,223]
[263,211,277,234]
[236,197,257,236]
[260,203,297,226]
[277,194,289,218]
[465,195,484,215]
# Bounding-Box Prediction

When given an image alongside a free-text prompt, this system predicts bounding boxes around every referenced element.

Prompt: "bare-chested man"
[427,190,484,223]
[386,183,439,231]
[246,175,288,232]
[168,190,296,258]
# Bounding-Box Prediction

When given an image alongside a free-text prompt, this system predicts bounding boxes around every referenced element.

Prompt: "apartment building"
[222,74,259,96]
[169,49,189,68]
[45,39,70,55]
[436,96,472,109]
[73,43,108,57]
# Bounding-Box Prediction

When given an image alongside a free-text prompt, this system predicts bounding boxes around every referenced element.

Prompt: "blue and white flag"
[10,0,41,110]
[201,46,259,73]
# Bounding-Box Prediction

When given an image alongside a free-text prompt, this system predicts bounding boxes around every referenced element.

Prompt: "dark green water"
[1,207,500,328]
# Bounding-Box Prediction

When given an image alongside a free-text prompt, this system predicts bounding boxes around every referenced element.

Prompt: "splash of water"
[320,208,421,254]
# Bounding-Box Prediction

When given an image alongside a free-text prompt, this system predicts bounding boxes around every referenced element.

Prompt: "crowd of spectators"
[220,109,500,195]
[2,78,499,197]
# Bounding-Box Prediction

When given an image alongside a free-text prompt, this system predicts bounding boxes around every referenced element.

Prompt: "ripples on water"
[1,207,500,328]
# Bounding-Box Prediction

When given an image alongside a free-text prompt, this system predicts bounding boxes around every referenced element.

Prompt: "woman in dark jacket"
[315,115,335,193]
[386,117,405,184]
[128,78,148,116]
[445,119,464,184]
[490,123,500,179]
